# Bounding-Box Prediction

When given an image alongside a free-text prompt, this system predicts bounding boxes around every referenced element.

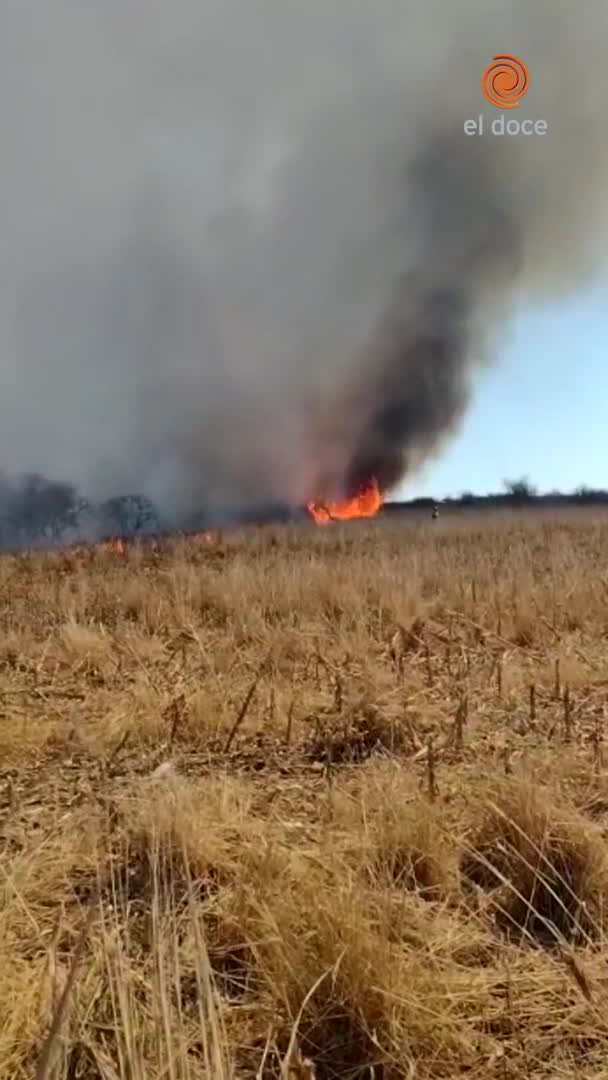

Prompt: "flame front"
[192,529,221,545]
[100,537,127,554]
[307,478,383,526]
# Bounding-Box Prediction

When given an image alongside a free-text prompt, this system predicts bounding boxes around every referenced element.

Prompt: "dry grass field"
[2,510,608,1078]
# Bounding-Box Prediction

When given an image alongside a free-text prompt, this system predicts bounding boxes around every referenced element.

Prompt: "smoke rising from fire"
[1,0,608,529]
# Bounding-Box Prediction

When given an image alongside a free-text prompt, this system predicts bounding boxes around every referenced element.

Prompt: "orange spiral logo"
[482,54,529,109]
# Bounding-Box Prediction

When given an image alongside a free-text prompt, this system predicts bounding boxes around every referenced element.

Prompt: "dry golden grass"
[2,510,608,1077]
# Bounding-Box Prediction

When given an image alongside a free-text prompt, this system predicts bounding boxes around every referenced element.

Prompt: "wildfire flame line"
[306,478,383,526]
[99,537,127,554]
[95,529,221,554]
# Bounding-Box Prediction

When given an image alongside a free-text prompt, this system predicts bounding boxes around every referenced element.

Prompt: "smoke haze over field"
[2,0,608,529]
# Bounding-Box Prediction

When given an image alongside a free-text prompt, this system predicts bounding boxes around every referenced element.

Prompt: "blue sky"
[397,282,607,500]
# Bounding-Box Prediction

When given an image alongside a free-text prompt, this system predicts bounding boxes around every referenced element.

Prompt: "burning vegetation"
[0,469,386,551]
[0,474,276,551]
[306,478,383,526]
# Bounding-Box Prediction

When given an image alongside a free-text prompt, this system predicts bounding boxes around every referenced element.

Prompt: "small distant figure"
[431,503,439,521]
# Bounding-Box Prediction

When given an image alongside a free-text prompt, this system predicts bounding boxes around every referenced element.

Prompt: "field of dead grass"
[2,510,608,1078]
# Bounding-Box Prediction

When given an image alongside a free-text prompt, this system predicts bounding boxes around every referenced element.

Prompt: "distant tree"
[99,494,159,536]
[502,477,538,503]
[8,473,78,541]
[573,485,608,504]
[409,497,436,509]
[0,473,13,548]
[62,496,94,537]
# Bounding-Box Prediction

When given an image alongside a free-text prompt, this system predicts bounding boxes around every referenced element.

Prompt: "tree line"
[1,472,606,549]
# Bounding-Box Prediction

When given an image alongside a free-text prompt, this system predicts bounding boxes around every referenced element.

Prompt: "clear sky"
[397,282,607,501]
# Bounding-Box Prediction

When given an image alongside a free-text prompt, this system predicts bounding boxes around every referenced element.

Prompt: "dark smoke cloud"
[344,135,523,494]
[1,0,608,534]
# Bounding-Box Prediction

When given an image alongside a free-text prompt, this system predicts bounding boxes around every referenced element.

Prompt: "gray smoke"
[1,0,607,523]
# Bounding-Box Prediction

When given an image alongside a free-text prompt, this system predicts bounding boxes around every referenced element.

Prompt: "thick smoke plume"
[1,0,608,538]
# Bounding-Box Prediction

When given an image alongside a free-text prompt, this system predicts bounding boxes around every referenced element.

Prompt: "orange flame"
[99,537,127,554]
[192,529,221,545]
[307,479,383,526]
